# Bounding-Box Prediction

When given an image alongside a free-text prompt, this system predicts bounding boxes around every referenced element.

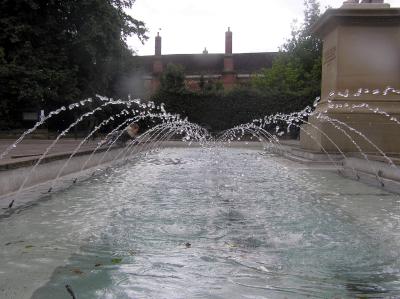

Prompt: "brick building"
[133,28,276,95]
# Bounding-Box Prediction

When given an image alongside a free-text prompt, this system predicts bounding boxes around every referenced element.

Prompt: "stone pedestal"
[300,3,400,154]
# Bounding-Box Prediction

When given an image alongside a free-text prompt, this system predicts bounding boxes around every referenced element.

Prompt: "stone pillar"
[223,27,236,89]
[300,3,400,154]
[152,32,163,93]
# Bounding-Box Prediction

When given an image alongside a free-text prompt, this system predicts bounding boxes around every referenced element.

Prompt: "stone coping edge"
[0,146,118,171]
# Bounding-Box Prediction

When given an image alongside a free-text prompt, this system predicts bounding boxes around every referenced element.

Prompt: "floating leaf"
[5,240,24,246]
[111,258,122,264]
[25,245,34,249]
[71,268,84,275]
[4,240,24,246]
[225,242,237,248]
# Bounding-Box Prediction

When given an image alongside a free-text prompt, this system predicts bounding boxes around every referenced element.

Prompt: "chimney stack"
[152,32,163,91]
[225,27,232,55]
[223,27,235,89]
[155,32,162,56]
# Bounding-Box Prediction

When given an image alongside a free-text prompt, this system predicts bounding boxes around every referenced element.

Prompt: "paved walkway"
[0,139,100,166]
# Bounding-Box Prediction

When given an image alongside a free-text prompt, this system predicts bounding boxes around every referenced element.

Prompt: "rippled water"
[1,147,400,299]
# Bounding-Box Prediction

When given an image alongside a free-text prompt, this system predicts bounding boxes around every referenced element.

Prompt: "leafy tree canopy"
[160,64,186,94]
[0,0,147,129]
[252,0,322,110]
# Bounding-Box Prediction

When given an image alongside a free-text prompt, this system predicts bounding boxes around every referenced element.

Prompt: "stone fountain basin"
[0,147,399,299]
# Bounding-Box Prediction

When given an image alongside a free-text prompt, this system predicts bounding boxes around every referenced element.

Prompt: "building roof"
[132,52,277,75]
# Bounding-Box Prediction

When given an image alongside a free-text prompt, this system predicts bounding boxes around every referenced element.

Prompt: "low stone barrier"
[0,147,125,197]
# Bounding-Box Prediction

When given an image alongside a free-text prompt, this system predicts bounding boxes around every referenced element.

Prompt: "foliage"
[0,0,147,129]
[153,83,302,132]
[252,0,322,110]
[111,258,123,264]
[160,64,186,93]
[153,64,302,131]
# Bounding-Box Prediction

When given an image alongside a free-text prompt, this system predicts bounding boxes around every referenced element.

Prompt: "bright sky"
[127,0,400,56]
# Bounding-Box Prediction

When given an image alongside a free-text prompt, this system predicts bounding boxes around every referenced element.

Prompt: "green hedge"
[152,87,313,132]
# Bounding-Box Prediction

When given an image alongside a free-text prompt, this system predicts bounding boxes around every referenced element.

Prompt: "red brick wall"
[225,30,232,54]
[153,59,163,74]
[155,35,162,56]
[222,73,236,90]
[224,57,234,72]
[185,79,201,91]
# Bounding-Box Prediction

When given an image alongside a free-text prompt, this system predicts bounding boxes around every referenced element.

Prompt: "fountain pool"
[1,147,400,299]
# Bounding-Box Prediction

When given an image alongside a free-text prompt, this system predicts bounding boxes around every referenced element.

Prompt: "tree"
[159,64,186,93]
[0,0,147,129]
[252,0,322,111]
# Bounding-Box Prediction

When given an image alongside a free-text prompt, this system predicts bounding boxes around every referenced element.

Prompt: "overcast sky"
[127,0,400,56]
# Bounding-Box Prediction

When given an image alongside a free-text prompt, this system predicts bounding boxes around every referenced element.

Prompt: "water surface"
[1,147,400,299]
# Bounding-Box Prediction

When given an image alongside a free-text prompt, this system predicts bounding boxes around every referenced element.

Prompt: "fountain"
[0,83,399,298]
